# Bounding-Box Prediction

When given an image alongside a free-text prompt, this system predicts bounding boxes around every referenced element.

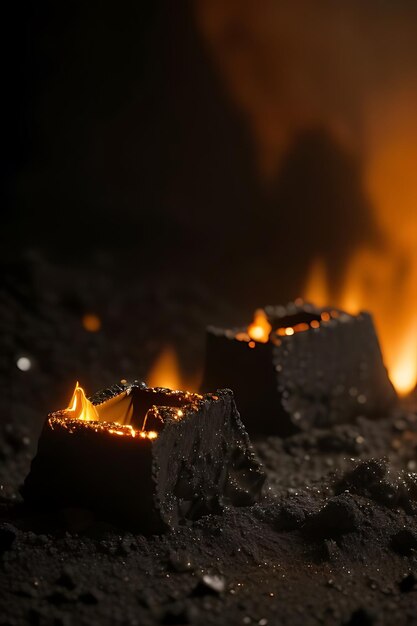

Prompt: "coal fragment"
[303,494,361,538]
[201,302,396,437]
[22,384,265,533]
[321,539,340,561]
[334,459,417,513]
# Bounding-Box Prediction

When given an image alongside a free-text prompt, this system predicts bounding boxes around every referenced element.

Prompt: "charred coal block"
[22,382,265,533]
[201,302,397,437]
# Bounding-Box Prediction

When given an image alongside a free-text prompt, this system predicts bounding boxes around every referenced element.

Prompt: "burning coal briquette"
[201,301,397,437]
[22,381,266,532]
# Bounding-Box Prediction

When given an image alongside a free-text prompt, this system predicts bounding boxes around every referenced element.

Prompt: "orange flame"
[303,259,330,308]
[303,256,417,396]
[65,382,99,421]
[147,347,182,390]
[390,327,417,397]
[62,383,158,439]
[147,346,200,392]
[248,309,272,343]
[301,91,417,397]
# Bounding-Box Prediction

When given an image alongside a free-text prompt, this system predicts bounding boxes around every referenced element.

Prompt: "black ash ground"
[1,254,417,626]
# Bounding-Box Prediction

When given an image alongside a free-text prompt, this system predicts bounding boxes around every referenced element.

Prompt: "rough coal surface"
[22,388,265,533]
[201,305,397,437]
[2,253,417,624]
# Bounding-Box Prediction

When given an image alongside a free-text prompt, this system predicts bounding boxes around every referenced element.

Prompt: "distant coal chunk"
[201,302,396,437]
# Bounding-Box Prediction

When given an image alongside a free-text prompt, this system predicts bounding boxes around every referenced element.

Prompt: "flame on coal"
[63,383,158,439]
[248,309,272,343]
[66,382,99,422]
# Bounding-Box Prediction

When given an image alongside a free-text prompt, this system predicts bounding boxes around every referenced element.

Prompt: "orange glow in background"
[195,2,417,396]
[147,346,200,392]
[302,96,417,396]
[82,314,102,332]
[303,254,417,396]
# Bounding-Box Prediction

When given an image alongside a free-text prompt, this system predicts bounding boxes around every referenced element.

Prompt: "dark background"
[2,1,377,293]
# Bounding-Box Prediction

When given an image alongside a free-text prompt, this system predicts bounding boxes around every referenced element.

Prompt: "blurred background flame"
[147,347,201,392]
[195,0,417,394]
[147,347,182,391]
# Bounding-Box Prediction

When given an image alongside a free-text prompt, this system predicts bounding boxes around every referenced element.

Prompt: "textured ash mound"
[1,253,417,625]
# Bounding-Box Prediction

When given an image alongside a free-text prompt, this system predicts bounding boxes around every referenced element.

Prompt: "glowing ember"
[82,313,101,332]
[248,309,272,343]
[292,323,310,333]
[245,307,338,343]
[275,315,332,338]
[108,425,137,438]
[139,430,158,440]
